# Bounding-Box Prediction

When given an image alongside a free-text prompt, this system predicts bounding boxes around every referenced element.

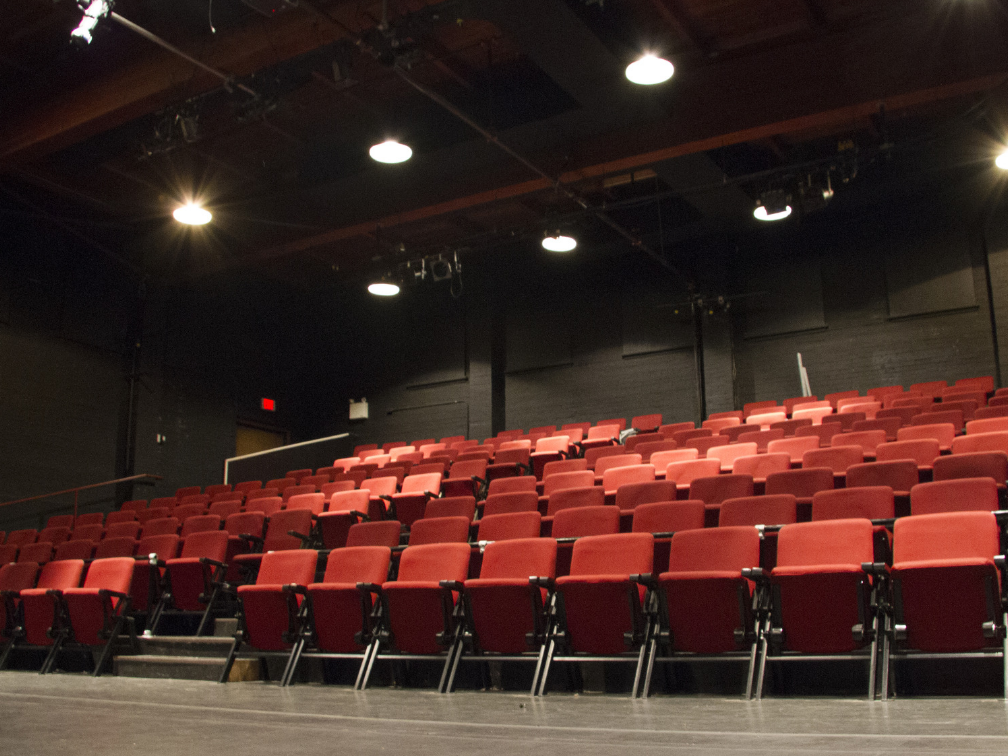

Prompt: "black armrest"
[651,531,676,539]
[994,555,1006,571]
[439,580,465,591]
[239,533,264,546]
[282,583,308,596]
[378,494,393,502]
[423,491,437,499]
[356,582,382,595]
[45,588,64,599]
[97,589,130,601]
[630,573,657,589]
[555,537,578,544]
[861,562,890,576]
[528,576,555,590]
[349,510,369,521]
[198,557,225,569]
[872,518,897,529]
[470,475,486,486]
[287,529,311,544]
[741,567,768,583]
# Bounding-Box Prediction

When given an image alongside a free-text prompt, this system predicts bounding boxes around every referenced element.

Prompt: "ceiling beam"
[250,71,1007,263]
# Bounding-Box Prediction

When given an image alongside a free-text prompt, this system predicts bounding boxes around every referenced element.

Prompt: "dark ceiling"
[3,0,1008,291]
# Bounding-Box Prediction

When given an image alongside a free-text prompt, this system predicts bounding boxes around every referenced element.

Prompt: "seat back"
[875,439,940,467]
[37,559,85,590]
[180,514,222,538]
[650,449,699,471]
[223,511,266,539]
[17,542,53,565]
[707,442,758,472]
[207,500,243,519]
[851,417,903,441]
[93,537,137,559]
[119,500,148,513]
[735,428,785,452]
[824,390,861,408]
[703,416,741,433]
[479,537,557,580]
[256,550,318,586]
[836,430,887,456]
[568,533,653,577]
[793,424,841,448]
[361,477,397,497]
[447,459,488,480]
[140,517,181,539]
[286,492,326,516]
[732,452,792,482]
[36,526,72,545]
[424,496,476,522]
[244,496,283,516]
[73,513,105,527]
[72,523,105,542]
[664,458,721,486]
[601,463,655,493]
[718,494,797,527]
[744,400,779,417]
[407,516,471,546]
[0,561,40,592]
[614,480,678,511]
[910,478,999,515]
[476,512,542,542]
[400,472,442,496]
[205,483,233,497]
[776,519,874,570]
[136,534,180,560]
[765,468,834,499]
[6,530,38,547]
[346,521,402,548]
[542,470,595,497]
[486,476,537,496]
[172,504,208,522]
[322,546,391,585]
[534,435,569,454]
[542,459,590,480]
[53,540,95,561]
[688,474,754,505]
[846,460,919,493]
[792,406,835,424]
[811,486,895,521]
[395,542,470,583]
[767,435,820,462]
[951,431,1008,456]
[631,501,706,534]
[933,451,1008,486]
[593,454,641,477]
[45,515,74,530]
[667,526,761,573]
[894,510,999,565]
[136,507,170,524]
[262,510,313,551]
[551,506,620,539]
[233,480,263,494]
[81,557,134,594]
[321,480,357,499]
[175,486,202,499]
[631,413,662,432]
[912,409,964,433]
[546,486,605,517]
[632,441,677,463]
[482,491,539,517]
[104,522,141,540]
[179,530,229,561]
[802,446,863,474]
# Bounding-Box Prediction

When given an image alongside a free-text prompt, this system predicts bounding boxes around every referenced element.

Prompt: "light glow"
[369,140,413,164]
[173,203,212,225]
[542,234,577,252]
[997,150,1008,170]
[625,55,674,85]
[754,205,792,222]
[368,282,400,296]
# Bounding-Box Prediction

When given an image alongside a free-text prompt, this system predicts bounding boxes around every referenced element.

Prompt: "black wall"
[3,161,1008,530]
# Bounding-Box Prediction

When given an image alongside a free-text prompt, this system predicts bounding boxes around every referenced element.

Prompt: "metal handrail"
[0,473,162,520]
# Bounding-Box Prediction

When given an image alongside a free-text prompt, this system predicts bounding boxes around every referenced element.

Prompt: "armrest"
[97,589,130,601]
[423,491,437,499]
[282,583,308,596]
[555,537,578,544]
[994,555,1005,571]
[45,588,64,599]
[378,494,393,502]
[349,510,369,521]
[198,557,225,569]
[872,517,897,529]
[861,562,890,576]
[470,475,486,486]
[239,533,264,546]
[287,529,311,544]
[439,580,465,591]
[630,573,657,589]
[356,582,383,595]
[741,567,769,583]
[528,576,555,590]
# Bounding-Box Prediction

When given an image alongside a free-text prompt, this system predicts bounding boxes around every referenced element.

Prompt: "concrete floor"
[1,673,1006,755]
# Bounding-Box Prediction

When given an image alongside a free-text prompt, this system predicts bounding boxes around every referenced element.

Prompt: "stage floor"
[1,673,1006,755]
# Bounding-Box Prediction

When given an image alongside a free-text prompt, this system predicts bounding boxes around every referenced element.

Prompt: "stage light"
[71,0,113,46]
[368,281,400,296]
[754,191,792,222]
[173,203,212,225]
[369,140,412,164]
[542,233,577,252]
[997,149,1008,170]
[625,54,674,85]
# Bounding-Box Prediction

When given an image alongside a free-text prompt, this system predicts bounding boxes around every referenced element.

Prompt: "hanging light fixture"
[625,54,674,86]
[753,191,792,222]
[173,202,212,225]
[369,140,413,164]
[996,149,1008,170]
[367,276,400,296]
[542,232,577,253]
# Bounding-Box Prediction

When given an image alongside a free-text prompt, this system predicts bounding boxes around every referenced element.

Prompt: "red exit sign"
[261,398,276,411]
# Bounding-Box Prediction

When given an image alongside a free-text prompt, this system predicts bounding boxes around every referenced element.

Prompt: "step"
[132,635,235,659]
[114,654,262,682]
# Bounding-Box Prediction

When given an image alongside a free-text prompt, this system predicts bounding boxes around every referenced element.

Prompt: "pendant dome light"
[625,54,674,85]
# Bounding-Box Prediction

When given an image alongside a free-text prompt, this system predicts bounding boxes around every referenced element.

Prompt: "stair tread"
[116,654,226,665]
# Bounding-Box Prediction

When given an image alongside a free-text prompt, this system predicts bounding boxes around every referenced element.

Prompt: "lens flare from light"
[542,235,577,252]
[625,55,674,85]
[173,203,212,225]
[368,282,400,296]
[369,140,413,164]
[996,150,1008,170]
[754,205,792,222]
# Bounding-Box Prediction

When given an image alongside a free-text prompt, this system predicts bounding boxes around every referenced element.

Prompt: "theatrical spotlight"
[71,0,113,47]
[754,190,792,222]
